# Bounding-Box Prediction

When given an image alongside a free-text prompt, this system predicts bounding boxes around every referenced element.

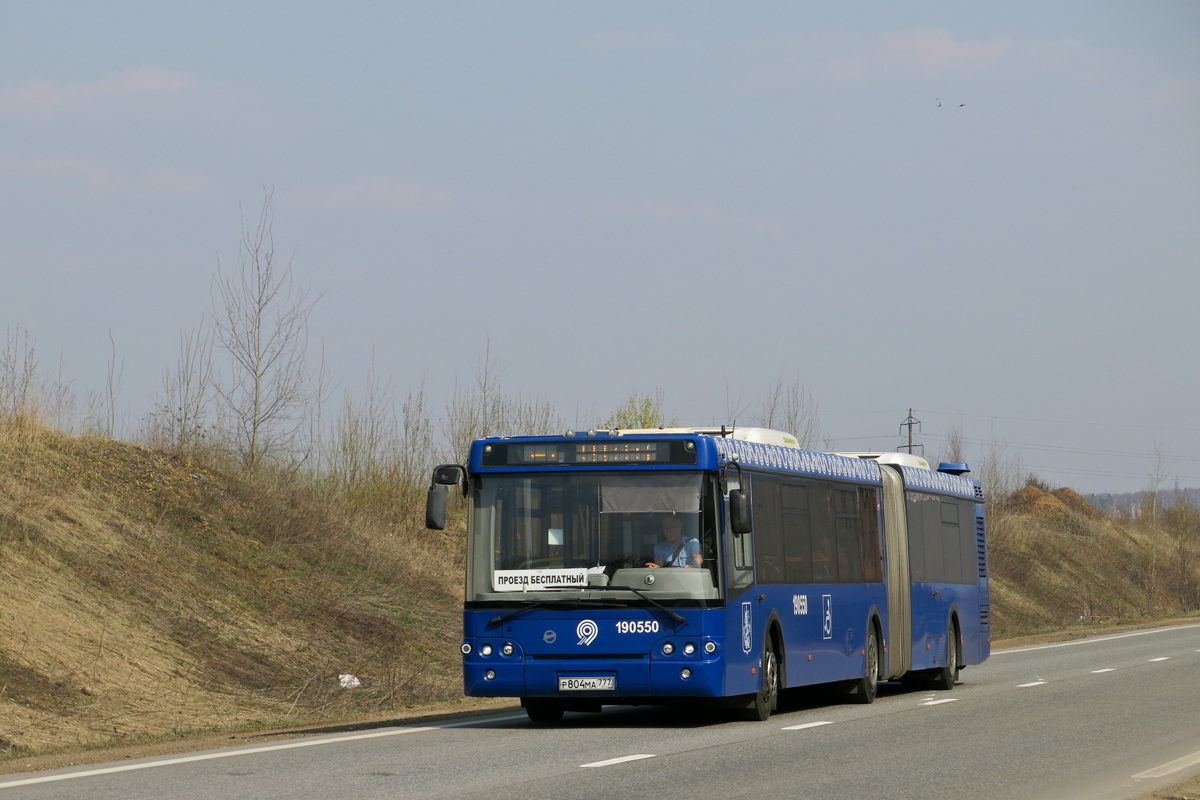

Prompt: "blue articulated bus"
[425,426,990,723]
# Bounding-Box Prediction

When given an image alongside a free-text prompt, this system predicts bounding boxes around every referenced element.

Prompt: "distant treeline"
[1082,487,1200,518]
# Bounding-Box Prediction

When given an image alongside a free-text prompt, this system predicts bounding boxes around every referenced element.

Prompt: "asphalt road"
[3,623,1199,800]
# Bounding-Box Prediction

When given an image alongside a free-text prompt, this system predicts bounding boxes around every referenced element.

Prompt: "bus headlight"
[681,668,692,679]
[502,643,514,656]
[704,641,717,654]
[481,644,493,656]
[662,642,675,655]
[683,642,696,655]
[485,670,496,680]
[461,643,472,655]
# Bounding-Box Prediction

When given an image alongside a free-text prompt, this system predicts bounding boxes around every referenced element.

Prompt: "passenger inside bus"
[645,514,704,568]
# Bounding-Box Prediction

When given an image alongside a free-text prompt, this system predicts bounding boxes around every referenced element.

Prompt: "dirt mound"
[1052,487,1106,521]
[1008,485,1071,519]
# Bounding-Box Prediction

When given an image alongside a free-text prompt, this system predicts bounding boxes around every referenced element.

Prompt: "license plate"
[558,677,615,691]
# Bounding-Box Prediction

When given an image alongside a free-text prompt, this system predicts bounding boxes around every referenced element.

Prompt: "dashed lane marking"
[1018,681,1047,687]
[920,699,959,706]
[1133,749,1200,780]
[581,754,656,768]
[781,721,835,731]
[1091,669,1116,673]
[1149,657,1171,662]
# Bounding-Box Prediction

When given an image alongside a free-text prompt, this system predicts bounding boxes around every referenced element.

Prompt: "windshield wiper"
[584,584,687,625]
[487,597,614,626]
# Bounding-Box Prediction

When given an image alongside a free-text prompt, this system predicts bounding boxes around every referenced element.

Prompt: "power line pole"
[899,408,923,455]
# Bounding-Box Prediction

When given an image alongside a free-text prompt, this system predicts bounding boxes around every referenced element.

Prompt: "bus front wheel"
[742,637,779,721]
[524,699,565,723]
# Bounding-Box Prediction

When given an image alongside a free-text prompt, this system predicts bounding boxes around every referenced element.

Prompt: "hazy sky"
[2,2,1197,492]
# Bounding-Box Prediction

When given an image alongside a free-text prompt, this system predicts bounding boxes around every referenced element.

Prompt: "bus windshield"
[467,471,721,602]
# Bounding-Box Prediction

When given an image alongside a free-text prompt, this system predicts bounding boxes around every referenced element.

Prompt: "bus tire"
[742,636,780,721]
[848,626,879,704]
[929,620,959,691]
[524,699,565,723]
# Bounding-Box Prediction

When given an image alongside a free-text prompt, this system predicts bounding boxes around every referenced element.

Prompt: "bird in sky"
[937,98,942,107]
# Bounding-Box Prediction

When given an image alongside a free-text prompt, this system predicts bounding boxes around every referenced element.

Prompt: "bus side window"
[940,501,962,584]
[781,483,811,584]
[859,487,883,583]
[752,475,785,584]
[834,487,864,583]
[810,483,837,583]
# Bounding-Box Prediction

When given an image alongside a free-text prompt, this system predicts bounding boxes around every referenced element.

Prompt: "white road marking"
[1149,657,1170,662]
[920,699,959,706]
[1018,681,1047,687]
[581,754,656,768]
[993,623,1200,655]
[0,711,533,790]
[1091,669,1116,673]
[1133,749,1200,779]
[781,721,835,730]
[0,727,439,789]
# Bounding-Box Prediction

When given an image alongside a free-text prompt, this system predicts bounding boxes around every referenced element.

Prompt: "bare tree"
[755,373,820,448]
[444,341,503,464]
[1143,436,1170,523]
[942,420,967,464]
[210,190,317,471]
[724,380,749,425]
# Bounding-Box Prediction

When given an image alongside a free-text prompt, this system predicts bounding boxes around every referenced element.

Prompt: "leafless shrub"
[443,342,563,462]
[0,327,39,420]
[979,440,1023,507]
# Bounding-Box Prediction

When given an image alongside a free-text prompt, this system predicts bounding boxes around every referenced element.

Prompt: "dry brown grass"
[0,416,467,756]
[988,483,1197,635]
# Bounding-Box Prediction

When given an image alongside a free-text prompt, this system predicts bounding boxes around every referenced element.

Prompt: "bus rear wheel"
[742,637,779,721]
[929,620,959,691]
[848,627,879,704]
[524,699,565,723]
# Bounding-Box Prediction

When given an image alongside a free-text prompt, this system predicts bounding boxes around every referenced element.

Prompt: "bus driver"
[645,514,703,568]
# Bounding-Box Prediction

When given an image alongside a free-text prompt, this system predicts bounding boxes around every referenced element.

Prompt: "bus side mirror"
[432,464,466,494]
[729,489,752,534]
[426,484,449,530]
[426,463,467,530]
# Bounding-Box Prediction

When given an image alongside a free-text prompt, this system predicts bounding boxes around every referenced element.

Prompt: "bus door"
[723,469,760,697]
[878,465,911,679]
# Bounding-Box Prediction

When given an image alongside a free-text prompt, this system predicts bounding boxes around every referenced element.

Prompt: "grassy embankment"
[2,417,1198,760]
[0,416,465,757]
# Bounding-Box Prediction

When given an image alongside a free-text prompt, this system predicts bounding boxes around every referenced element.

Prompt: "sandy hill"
[987,483,1197,635]
[0,420,463,753]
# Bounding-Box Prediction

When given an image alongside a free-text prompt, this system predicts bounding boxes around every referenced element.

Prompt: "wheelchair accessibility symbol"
[822,594,832,640]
